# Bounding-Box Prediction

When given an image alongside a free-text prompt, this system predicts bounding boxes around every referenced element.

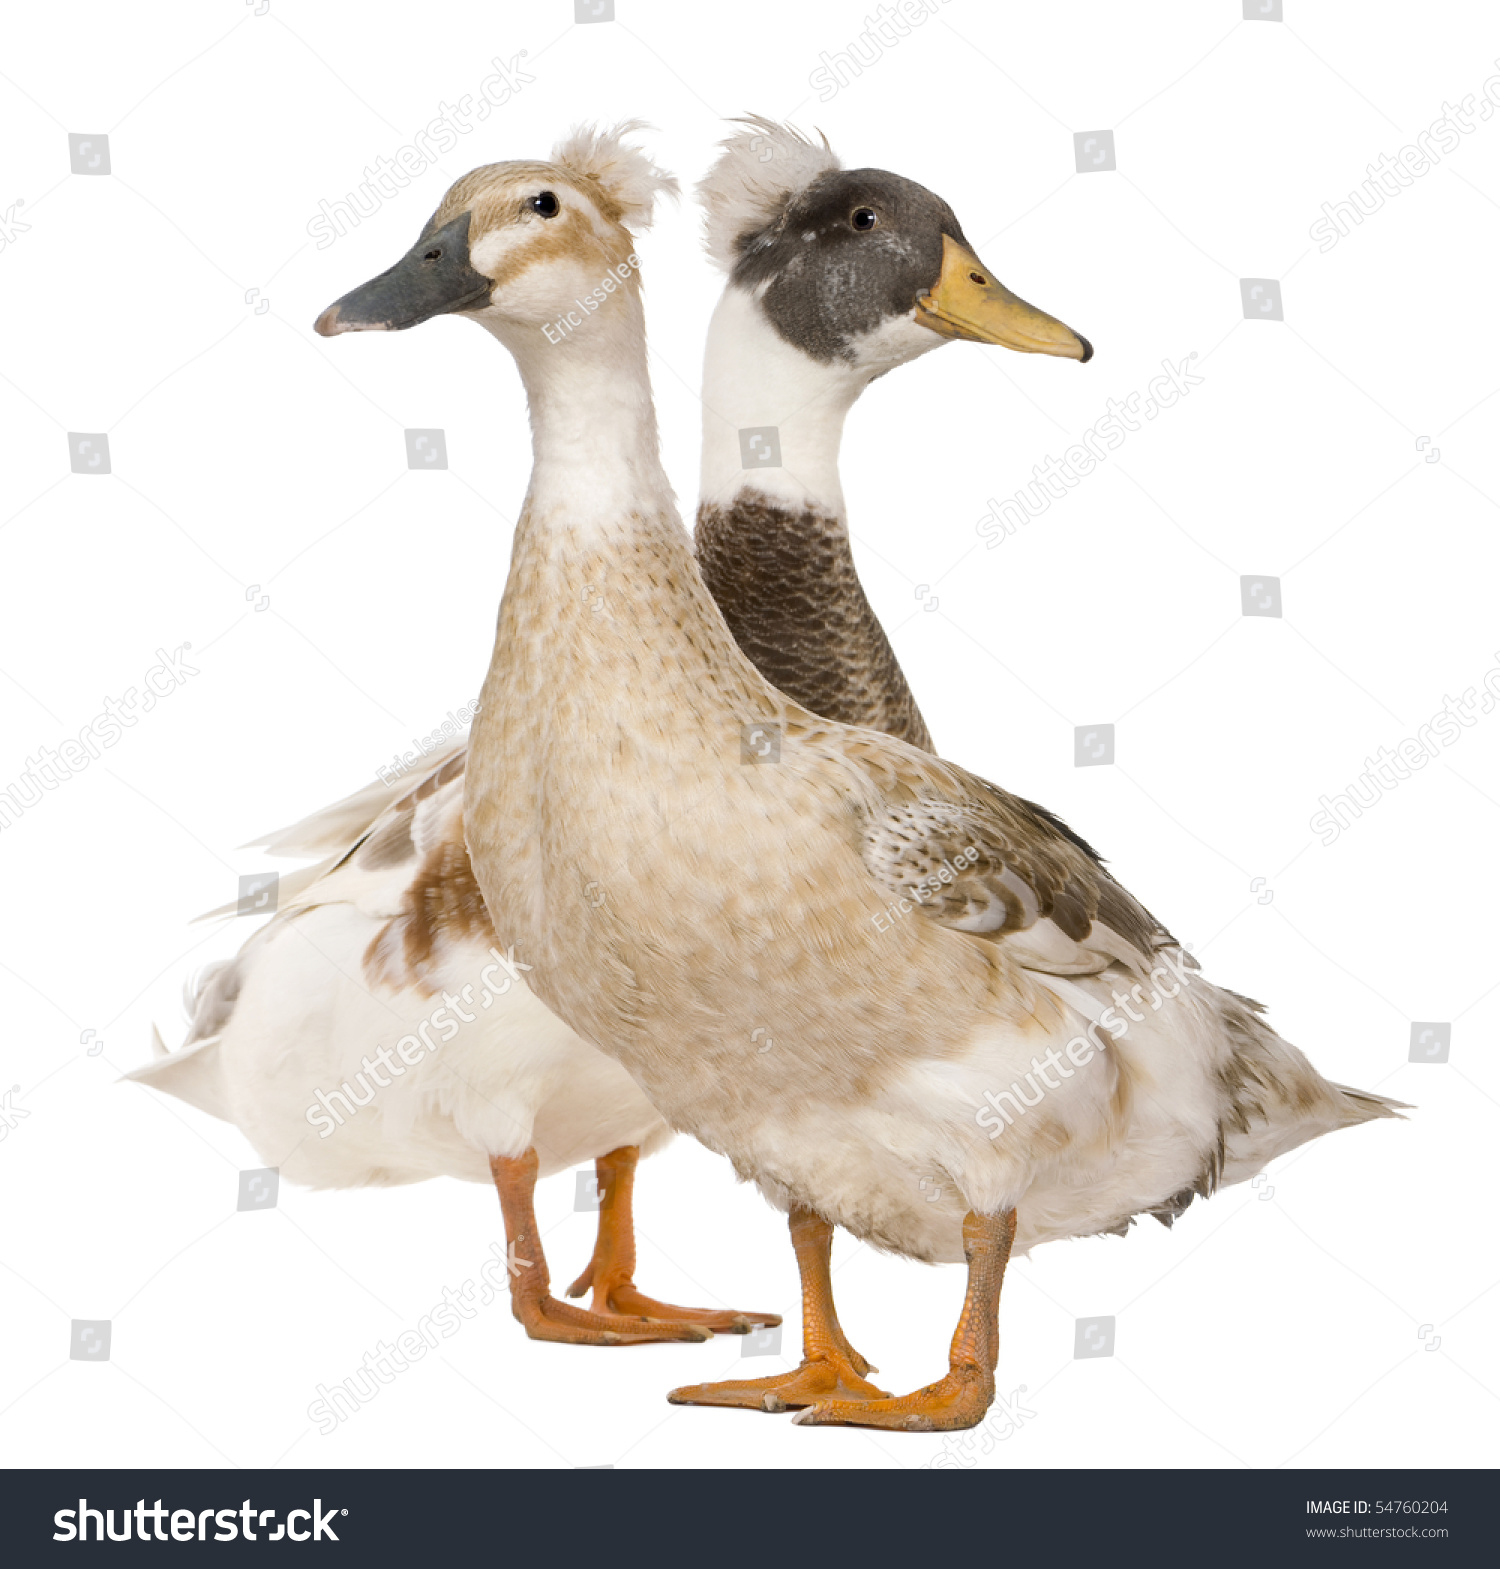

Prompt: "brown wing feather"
[360,752,498,994]
[834,728,1172,971]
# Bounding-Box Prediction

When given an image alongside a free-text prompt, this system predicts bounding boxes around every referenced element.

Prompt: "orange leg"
[793,1208,1017,1432]
[564,1146,781,1335]
[490,1149,710,1345]
[668,1204,888,1411]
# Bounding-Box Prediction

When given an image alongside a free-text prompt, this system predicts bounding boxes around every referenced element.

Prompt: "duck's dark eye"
[424,248,442,260]
[851,207,878,231]
[530,191,560,218]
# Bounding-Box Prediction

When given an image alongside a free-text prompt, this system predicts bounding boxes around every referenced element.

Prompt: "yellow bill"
[915,234,1092,361]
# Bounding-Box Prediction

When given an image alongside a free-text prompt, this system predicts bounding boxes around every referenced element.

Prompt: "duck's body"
[149,750,670,1191]
[470,474,1385,1266]
[450,122,1399,1427]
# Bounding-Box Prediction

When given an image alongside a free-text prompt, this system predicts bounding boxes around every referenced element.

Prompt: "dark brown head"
[699,117,1091,373]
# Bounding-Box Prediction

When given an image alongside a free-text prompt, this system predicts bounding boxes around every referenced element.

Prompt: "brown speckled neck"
[695,491,933,753]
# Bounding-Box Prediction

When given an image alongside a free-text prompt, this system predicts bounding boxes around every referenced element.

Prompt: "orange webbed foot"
[566,1265,781,1336]
[786,1207,1017,1434]
[491,1148,714,1346]
[791,1363,992,1431]
[669,1352,888,1413]
[563,1146,783,1336]
[513,1292,712,1346]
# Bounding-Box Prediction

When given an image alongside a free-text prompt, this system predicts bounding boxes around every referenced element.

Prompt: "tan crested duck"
[427,120,1403,1432]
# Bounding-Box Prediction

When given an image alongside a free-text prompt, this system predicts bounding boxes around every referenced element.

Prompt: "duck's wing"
[849,741,1175,979]
[243,740,468,859]
[842,733,1404,1216]
[127,746,495,1117]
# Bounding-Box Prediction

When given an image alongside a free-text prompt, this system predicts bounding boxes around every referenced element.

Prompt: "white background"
[2,0,1497,1472]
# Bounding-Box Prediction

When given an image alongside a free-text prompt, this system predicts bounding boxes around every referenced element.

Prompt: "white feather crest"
[698,114,841,271]
[551,119,679,231]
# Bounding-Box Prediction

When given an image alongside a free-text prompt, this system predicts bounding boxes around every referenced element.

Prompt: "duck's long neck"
[493,289,675,523]
[694,287,933,753]
[480,290,766,732]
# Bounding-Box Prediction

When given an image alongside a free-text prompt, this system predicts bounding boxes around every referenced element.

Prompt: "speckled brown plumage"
[357,490,940,996]
[695,492,933,752]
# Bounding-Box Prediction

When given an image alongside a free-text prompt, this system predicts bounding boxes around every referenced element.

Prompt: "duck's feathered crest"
[551,119,679,231]
[698,114,841,271]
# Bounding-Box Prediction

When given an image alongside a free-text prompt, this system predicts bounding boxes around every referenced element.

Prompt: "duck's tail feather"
[1330,1082,1410,1124]
[122,1026,230,1122]
[242,741,467,859]
[192,854,341,922]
